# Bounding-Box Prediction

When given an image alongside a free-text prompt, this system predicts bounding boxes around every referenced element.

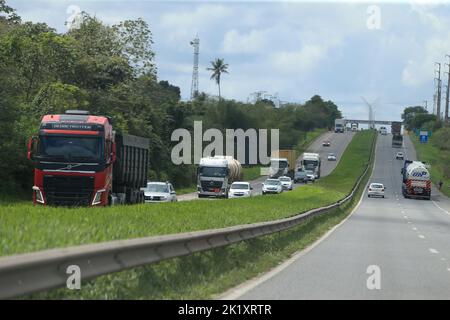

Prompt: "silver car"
[305,170,315,182]
[262,179,283,195]
[143,182,177,203]
[327,153,337,161]
[279,176,293,190]
[368,183,385,198]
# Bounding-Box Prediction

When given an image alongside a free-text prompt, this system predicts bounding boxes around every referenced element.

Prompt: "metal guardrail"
[0,133,376,299]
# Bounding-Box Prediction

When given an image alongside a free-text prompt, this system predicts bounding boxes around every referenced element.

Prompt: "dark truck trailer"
[391,121,403,147]
[113,133,150,204]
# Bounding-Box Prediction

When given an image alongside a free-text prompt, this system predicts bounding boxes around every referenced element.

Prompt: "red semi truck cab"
[27,110,149,206]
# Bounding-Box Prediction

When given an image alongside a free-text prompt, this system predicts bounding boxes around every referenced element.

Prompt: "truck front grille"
[43,175,95,206]
[200,180,223,191]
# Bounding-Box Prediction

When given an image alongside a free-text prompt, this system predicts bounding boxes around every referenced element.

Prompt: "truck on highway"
[401,160,431,200]
[391,121,403,148]
[27,110,150,206]
[197,156,243,198]
[300,152,321,179]
[335,119,345,133]
[269,150,296,178]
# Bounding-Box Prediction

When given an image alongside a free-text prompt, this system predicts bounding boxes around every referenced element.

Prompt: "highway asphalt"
[230,133,450,299]
[177,131,355,201]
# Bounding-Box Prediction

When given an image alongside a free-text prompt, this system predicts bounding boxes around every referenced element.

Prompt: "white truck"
[401,160,431,200]
[335,119,345,133]
[300,153,321,179]
[197,156,243,198]
[269,157,289,178]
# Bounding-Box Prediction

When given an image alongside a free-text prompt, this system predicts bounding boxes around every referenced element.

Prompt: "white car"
[395,152,404,160]
[229,182,253,198]
[368,183,385,198]
[262,179,283,195]
[279,176,293,190]
[327,153,337,161]
[143,182,177,203]
[305,170,316,182]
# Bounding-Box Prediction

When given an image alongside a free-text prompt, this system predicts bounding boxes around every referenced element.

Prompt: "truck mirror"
[27,136,37,160]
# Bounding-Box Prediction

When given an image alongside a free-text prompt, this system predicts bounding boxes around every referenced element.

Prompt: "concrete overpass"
[344,119,402,126]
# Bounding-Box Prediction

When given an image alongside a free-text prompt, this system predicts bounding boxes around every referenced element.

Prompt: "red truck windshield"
[37,135,103,162]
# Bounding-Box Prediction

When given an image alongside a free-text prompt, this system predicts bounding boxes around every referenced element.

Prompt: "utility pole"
[445,55,450,123]
[190,35,200,100]
[435,62,442,123]
[423,100,428,111]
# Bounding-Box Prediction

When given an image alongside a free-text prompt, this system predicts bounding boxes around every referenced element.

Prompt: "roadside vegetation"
[402,105,450,197]
[0,1,341,196]
[24,130,375,299]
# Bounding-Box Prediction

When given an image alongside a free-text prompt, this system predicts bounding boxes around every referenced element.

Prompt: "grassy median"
[1,131,373,258]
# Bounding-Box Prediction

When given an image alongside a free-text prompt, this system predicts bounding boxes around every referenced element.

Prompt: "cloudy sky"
[8,0,450,121]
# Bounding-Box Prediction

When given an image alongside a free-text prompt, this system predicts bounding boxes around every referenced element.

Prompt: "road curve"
[231,133,450,299]
[177,131,354,201]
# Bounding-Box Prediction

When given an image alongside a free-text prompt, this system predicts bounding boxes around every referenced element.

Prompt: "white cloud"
[221,29,268,54]
[159,5,233,44]
[401,4,450,87]
[271,45,327,74]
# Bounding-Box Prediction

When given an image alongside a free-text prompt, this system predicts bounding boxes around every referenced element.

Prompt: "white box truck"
[300,153,321,179]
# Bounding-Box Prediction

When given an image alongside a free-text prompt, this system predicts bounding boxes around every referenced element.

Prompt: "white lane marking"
[441,257,446,261]
[432,201,450,217]
[218,133,373,300]
[429,248,439,254]
[403,215,408,219]
[418,235,425,239]
[407,221,412,224]
[412,227,418,231]
[447,268,450,272]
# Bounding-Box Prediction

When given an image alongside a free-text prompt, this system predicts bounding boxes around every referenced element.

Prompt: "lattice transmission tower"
[190,35,200,100]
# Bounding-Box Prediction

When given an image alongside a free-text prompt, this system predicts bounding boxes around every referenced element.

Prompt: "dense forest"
[0,1,341,194]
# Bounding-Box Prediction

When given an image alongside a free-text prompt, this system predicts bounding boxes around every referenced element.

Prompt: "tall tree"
[207,58,228,100]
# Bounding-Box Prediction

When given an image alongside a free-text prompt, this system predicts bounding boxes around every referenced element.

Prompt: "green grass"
[409,132,450,198]
[1,131,374,258]
[26,130,376,300]
[296,128,328,154]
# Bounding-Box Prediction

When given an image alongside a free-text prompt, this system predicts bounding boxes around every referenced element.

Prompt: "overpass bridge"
[344,119,402,126]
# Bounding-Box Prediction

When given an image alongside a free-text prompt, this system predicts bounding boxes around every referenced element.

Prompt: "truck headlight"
[92,189,106,206]
[32,186,44,204]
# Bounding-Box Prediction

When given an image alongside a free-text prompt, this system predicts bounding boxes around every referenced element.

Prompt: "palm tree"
[207,58,229,100]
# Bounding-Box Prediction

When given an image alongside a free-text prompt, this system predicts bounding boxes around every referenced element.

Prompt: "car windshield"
[146,184,169,193]
[306,170,314,175]
[328,154,335,157]
[271,160,288,169]
[37,135,103,162]
[265,180,280,185]
[231,183,249,190]
[371,184,383,189]
[304,160,318,167]
[199,166,227,177]
[279,177,290,182]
